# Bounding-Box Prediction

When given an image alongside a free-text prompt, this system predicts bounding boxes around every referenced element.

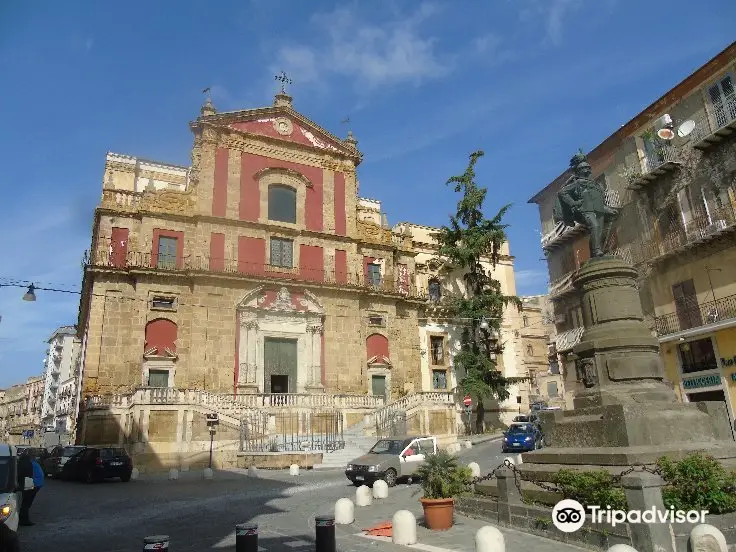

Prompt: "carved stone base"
[236,384,259,394]
[305,384,325,394]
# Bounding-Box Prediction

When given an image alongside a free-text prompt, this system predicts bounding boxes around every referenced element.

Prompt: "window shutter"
[271,239,282,267]
[282,240,293,267]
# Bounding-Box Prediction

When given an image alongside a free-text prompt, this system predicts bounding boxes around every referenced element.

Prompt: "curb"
[469,433,504,445]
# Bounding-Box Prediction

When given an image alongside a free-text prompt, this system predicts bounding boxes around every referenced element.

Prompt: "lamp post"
[705,266,722,322]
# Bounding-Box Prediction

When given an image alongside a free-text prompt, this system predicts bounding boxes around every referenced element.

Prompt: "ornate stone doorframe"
[236,286,325,394]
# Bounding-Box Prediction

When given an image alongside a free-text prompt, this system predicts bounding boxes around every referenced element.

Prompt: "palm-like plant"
[415,450,473,500]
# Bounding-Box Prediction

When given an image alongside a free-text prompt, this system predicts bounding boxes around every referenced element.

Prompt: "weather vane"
[274,71,292,93]
[340,116,350,125]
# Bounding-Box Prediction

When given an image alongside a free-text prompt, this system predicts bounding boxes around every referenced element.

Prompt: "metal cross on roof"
[274,71,293,93]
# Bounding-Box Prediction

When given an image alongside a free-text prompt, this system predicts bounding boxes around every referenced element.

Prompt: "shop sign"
[682,374,721,390]
[721,355,736,368]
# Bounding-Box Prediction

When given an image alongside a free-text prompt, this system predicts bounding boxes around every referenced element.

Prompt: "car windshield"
[0,458,10,493]
[508,424,532,434]
[369,440,404,454]
[63,447,85,457]
[513,415,529,422]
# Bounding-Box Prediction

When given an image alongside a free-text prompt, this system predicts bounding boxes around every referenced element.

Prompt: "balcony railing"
[690,92,736,149]
[627,143,680,190]
[654,293,736,336]
[86,248,425,298]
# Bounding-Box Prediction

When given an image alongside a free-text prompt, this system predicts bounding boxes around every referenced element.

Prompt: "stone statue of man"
[553,151,619,258]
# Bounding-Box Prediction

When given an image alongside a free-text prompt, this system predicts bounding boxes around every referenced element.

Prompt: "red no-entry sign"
[463,395,472,407]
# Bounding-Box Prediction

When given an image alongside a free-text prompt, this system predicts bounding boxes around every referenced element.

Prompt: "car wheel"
[120,473,131,483]
[85,470,96,484]
[383,468,398,487]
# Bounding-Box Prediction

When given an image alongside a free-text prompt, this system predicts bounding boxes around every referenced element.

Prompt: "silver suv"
[345,435,437,487]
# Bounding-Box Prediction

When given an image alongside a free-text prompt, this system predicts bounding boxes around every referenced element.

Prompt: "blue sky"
[0,0,733,388]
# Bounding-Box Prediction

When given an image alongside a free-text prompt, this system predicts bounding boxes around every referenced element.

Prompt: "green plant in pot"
[414,450,473,530]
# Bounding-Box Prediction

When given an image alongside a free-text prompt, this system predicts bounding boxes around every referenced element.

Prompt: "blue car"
[501,423,543,453]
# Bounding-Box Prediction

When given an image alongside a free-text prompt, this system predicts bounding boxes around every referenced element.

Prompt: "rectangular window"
[270,238,293,268]
[430,336,444,365]
[147,369,169,388]
[157,236,178,269]
[151,297,176,310]
[367,263,382,286]
[368,315,384,326]
[432,369,447,390]
[678,337,718,375]
[707,74,736,129]
[547,381,559,397]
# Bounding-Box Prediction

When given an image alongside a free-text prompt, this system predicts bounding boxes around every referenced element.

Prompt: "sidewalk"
[468,431,503,445]
[336,484,588,552]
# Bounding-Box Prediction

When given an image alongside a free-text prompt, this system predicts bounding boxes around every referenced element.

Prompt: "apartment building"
[529,41,736,421]
[41,326,82,432]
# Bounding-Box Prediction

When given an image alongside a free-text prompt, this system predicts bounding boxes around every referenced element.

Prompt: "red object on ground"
[363,522,392,537]
[463,395,472,407]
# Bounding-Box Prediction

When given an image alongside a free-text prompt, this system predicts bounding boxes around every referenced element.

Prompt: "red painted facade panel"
[144,318,178,354]
[334,249,348,284]
[334,171,346,236]
[238,236,265,275]
[366,333,390,360]
[212,148,229,217]
[151,229,185,268]
[110,227,129,268]
[363,256,375,283]
[299,244,324,282]
[210,232,225,271]
[239,153,323,231]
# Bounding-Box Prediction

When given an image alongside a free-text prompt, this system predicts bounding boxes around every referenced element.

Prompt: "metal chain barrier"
[468,459,665,497]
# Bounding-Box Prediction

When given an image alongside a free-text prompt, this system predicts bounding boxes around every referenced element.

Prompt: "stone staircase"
[312,420,377,470]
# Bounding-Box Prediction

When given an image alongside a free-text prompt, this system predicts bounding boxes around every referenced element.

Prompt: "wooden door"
[264,338,297,393]
[371,375,386,398]
[672,280,702,331]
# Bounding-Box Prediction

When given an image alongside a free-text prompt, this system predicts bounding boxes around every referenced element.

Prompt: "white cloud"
[271,2,452,92]
[0,201,87,387]
[516,0,583,46]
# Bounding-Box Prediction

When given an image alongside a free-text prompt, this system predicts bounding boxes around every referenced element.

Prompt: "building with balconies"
[72,91,526,468]
[41,326,81,432]
[529,41,736,422]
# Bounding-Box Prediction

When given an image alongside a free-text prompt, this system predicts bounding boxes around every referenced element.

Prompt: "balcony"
[654,293,736,336]
[541,189,623,251]
[636,203,736,264]
[85,248,425,299]
[690,92,736,150]
[51,350,62,364]
[626,143,681,191]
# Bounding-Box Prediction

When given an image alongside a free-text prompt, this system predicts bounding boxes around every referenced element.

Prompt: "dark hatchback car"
[501,423,543,453]
[60,447,133,483]
[43,445,87,477]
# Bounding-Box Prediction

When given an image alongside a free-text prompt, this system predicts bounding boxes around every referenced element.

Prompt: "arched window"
[366,333,390,361]
[144,318,178,355]
[268,184,297,224]
[428,279,441,302]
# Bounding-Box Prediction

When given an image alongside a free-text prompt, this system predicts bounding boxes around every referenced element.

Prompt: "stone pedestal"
[527,257,736,465]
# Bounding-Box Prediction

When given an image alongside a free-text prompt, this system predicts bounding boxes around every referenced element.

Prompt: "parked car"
[60,447,133,483]
[43,445,87,477]
[502,423,543,453]
[345,435,437,487]
[15,447,50,462]
[0,443,35,552]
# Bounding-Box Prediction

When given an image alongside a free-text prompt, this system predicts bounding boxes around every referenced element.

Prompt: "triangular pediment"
[143,347,177,360]
[206,105,354,157]
[367,355,392,367]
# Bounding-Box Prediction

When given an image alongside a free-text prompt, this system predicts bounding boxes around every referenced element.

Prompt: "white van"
[0,443,35,552]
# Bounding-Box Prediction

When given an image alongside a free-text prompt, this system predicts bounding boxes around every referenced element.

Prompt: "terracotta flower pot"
[420,497,455,530]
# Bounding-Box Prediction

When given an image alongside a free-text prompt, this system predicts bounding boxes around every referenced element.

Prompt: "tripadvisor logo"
[552,499,708,532]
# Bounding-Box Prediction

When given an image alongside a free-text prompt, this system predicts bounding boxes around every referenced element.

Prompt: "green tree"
[433,151,522,410]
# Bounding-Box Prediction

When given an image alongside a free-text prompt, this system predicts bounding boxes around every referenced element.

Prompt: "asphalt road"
[20,439,512,552]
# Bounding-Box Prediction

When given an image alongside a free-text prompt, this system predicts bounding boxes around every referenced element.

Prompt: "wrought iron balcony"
[690,92,736,149]
[626,143,680,191]
[654,293,736,336]
[85,248,426,299]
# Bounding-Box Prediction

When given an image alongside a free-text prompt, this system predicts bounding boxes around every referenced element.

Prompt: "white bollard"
[334,498,355,525]
[689,524,728,552]
[467,462,481,478]
[289,464,300,476]
[504,456,517,466]
[392,510,417,545]
[606,546,639,552]
[464,440,473,449]
[514,453,523,465]
[355,484,373,506]
[247,466,258,477]
[372,479,388,499]
[130,468,139,481]
[203,467,213,479]
[475,526,505,552]
[168,468,179,480]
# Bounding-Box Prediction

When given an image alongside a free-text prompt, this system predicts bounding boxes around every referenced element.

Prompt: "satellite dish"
[654,113,675,140]
[657,127,675,140]
[677,120,696,138]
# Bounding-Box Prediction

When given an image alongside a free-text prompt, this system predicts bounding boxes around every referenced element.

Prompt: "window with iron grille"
[428,279,441,302]
[430,336,444,365]
[148,369,170,388]
[368,315,384,326]
[432,369,447,390]
[157,236,178,269]
[367,263,381,286]
[151,296,176,310]
[270,238,293,268]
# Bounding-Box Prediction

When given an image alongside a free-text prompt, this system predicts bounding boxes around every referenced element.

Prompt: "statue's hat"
[570,149,587,167]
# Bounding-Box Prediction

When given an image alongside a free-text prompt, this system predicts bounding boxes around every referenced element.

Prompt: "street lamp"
[479,317,489,330]
[705,267,722,323]
[22,284,36,302]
